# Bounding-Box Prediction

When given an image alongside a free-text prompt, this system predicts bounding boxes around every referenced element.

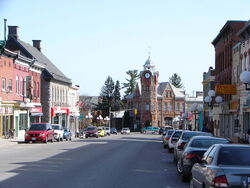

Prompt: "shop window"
[19,114,28,130]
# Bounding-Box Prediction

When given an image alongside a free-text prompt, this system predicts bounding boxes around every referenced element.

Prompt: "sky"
[0,0,250,96]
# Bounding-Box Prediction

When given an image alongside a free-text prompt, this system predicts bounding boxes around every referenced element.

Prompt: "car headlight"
[39,133,45,136]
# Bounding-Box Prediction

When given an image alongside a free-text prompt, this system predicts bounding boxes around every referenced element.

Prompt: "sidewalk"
[0,137,24,149]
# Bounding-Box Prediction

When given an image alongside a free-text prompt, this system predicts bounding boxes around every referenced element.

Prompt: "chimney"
[8,26,19,40]
[32,40,41,52]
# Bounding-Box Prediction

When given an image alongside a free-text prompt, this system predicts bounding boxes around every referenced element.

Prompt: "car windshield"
[190,139,229,148]
[218,147,250,166]
[172,131,182,137]
[29,124,47,131]
[111,128,116,131]
[87,127,96,131]
[52,125,60,130]
[182,132,212,140]
[167,130,174,135]
[123,128,129,130]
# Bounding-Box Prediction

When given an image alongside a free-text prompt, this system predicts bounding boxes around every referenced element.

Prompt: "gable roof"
[170,84,185,98]
[157,82,169,96]
[7,37,71,84]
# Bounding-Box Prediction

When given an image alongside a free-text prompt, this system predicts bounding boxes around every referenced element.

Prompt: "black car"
[110,128,118,134]
[63,128,72,141]
[177,136,230,181]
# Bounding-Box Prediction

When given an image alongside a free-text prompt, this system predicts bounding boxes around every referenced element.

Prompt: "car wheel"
[57,138,60,142]
[163,144,167,149]
[86,136,88,138]
[60,137,63,141]
[69,137,72,141]
[177,159,183,174]
[25,140,29,143]
[181,171,190,182]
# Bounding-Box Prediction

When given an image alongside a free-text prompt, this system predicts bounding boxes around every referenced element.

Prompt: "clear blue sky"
[1,0,250,96]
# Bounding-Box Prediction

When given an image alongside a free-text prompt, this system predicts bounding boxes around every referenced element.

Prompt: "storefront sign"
[51,107,69,116]
[30,107,43,113]
[215,85,236,95]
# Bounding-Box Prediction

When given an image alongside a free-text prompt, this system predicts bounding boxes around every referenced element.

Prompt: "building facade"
[211,21,246,140]
[126,57,185,128]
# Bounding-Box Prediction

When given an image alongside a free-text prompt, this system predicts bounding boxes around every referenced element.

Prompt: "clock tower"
[140,56,159,127]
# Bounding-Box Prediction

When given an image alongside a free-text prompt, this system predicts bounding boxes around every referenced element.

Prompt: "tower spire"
[148,46,151,59]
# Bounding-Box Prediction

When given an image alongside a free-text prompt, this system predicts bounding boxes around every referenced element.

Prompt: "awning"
[31,112,43,116]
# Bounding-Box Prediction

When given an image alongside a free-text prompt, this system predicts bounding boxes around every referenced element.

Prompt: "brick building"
[126,57,185,128]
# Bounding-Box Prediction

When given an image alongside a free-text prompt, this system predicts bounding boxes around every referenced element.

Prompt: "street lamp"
[104,116,110,129]
[204,90,223,109]
[190,103,203,131]
[181,112,188,130]
[85,113,93,124]
[240,71,250,90]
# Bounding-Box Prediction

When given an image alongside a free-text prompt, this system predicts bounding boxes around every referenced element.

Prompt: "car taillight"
[185,153,201,160]
[178,142,186,147]
[213,175,228,187]
[165,137,170,141]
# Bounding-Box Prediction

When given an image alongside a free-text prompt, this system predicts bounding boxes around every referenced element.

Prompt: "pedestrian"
[247,129,250,144]
[202,124,209,132]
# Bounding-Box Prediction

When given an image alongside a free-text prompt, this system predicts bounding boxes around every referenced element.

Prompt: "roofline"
[212,20,247,45]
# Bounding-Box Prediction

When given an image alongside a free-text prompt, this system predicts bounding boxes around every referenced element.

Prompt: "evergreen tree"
[123,70,139,99]
[169,73,183,88]
[97,76,114,117]
[113,80,122,111]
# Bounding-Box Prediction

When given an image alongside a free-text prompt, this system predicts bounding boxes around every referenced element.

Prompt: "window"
[1,78,6,90]
[33,81,36,97]
[24,77,27,97]
[20,77,23,95]
[19,114,28,130]
[164,103,167,112]
[145,103,150,111]
[37,82,39,98]
[8,79,12,91]
[16,76,19,94]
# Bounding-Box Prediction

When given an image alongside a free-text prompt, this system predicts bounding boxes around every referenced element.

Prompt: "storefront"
[30,107,43,123]
[51,107,69,128]
[0,105,14,137]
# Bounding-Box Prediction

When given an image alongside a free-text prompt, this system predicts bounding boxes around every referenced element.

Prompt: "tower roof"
[143,56,155,72]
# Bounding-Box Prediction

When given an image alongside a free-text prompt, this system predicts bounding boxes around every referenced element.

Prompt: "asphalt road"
[0,133,188,188]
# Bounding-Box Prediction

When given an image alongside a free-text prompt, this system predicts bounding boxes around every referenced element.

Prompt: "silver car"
[191,144,250,188]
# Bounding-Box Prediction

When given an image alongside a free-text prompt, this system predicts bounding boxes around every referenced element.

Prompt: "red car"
[25,123,54,143]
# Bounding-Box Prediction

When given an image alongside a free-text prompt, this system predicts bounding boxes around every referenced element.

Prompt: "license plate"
[32,137,36,141]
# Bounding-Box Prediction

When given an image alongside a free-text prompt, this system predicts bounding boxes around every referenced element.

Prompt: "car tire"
[25,140,29,143]
[57,138,60,142]
[86,136,88,138]
[181,171,189,182]
[177,159,183,174]
[69,137,72,141]
[163,144,167,149]
[60,137,63,141]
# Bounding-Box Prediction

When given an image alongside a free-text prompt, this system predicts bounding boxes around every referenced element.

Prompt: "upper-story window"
[8,79,12,92]
[33,81,36,97]
[145,103,150,111]
[20,77,23,96]
[16,76,19,94]
[37,82,39,98]
[164,103,167,112]
[1,78,6,91]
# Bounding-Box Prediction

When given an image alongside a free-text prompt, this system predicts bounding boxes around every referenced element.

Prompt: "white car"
[104,127,110,136]
[52,124,64,142]
[121,128,130,134]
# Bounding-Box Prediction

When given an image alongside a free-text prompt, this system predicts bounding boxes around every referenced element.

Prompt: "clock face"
[145,72,150,78]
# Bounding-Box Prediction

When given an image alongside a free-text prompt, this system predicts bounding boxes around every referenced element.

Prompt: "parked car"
[173,131,212,163]
[25,123,54,143]
[161,126,174,135]
[52,124,64,142]
[97,127,105,137]
[177,136,230,181]
[79,128,86,138]
[63,128,72,141]
[104,127,110,136]
[110,128,118,134]
[121,128,130,134]
[191,144,250,188]
[162,129,175,148]
[85,126,99,138]
[141,126,160,134]
[168,130,183,152]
